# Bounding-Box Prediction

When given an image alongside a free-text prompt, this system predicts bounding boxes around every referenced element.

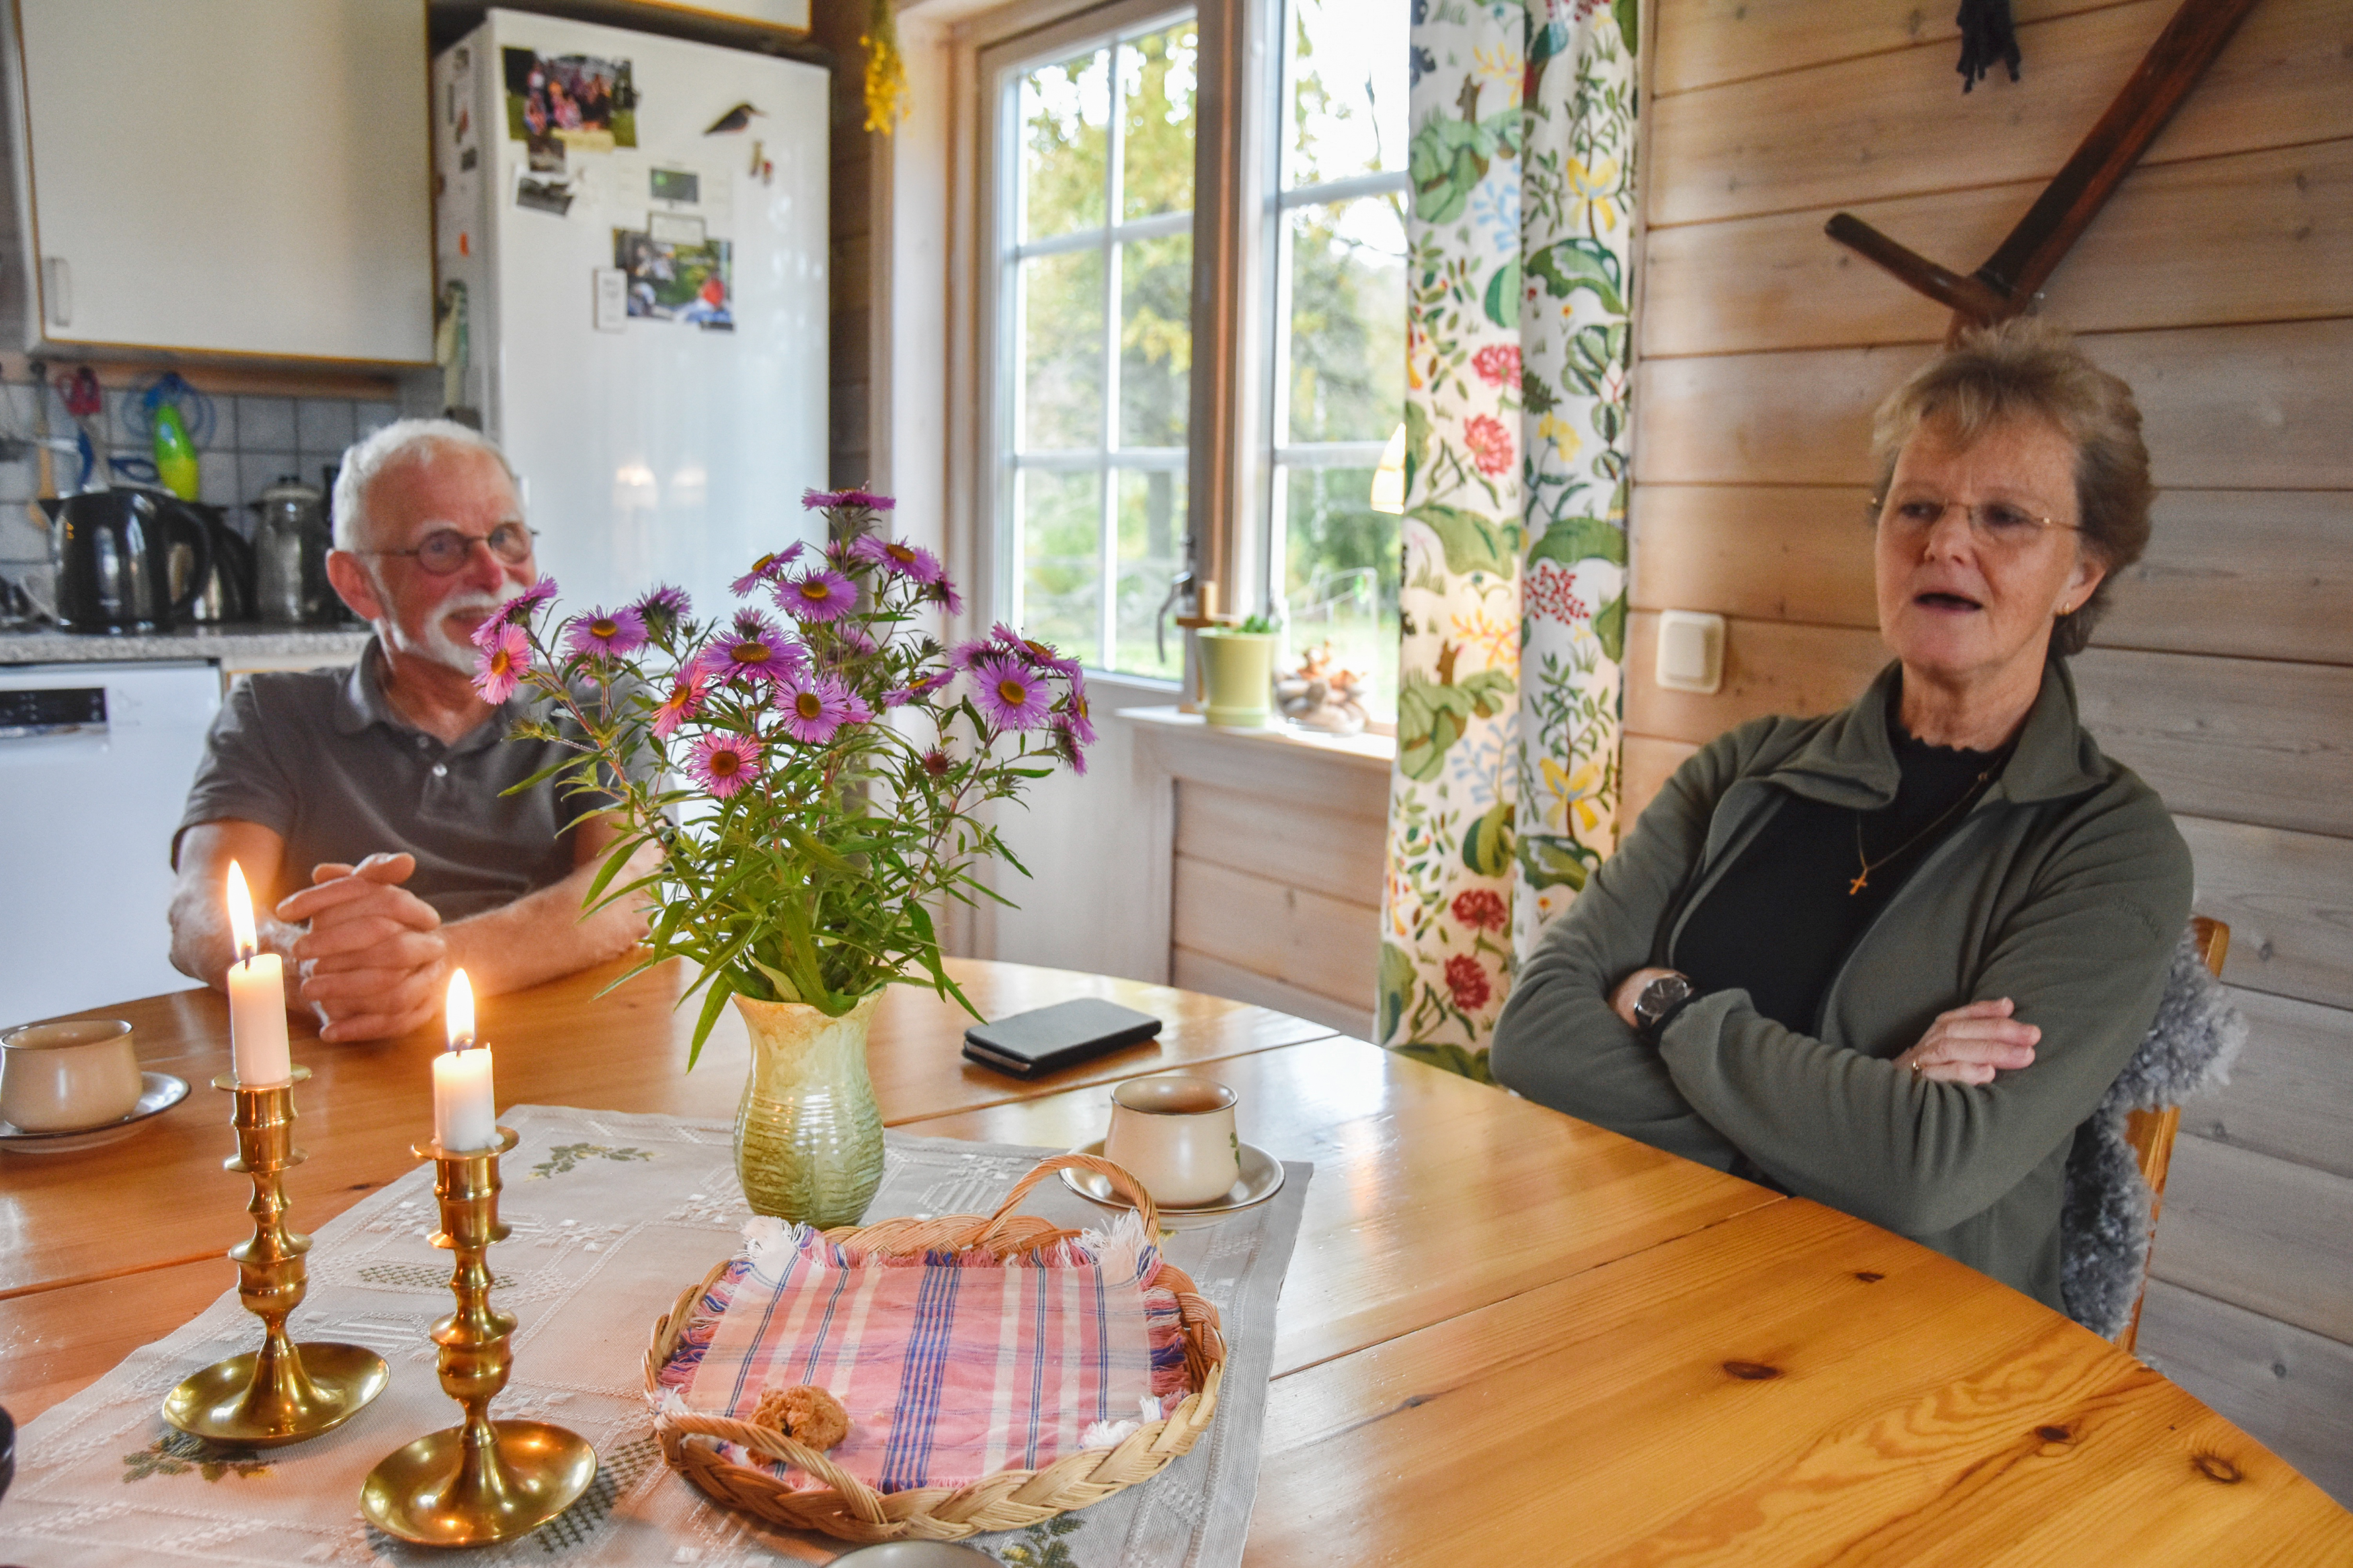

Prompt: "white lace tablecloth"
[0,1104,1311,1567]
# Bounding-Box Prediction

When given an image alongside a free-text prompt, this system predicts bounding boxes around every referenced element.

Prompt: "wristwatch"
[1632,972,1698,1042]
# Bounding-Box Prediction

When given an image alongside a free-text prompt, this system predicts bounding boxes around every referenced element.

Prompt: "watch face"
[1638,975,1691,1029]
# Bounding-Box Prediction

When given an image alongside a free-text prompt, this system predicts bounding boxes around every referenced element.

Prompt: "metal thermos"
[251,479,333,624]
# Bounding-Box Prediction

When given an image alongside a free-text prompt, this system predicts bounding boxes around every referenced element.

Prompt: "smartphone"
[961,998,1164,1079]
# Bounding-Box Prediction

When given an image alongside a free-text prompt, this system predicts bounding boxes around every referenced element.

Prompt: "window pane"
[1120,22,1197,220]
[1286,196,1406,444]
[1119,233,1191,449]
[1287,0,1408,187]
[1281,464,1397,721]
[1113,468,1187,680]
[1019,468,1103,665]
[1020,48,1110,242]
[1021,249,1105,450]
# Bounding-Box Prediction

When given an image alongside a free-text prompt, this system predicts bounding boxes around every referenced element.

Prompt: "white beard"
[387,587,508,679]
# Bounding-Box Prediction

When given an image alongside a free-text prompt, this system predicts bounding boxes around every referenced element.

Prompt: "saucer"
[1060,1138,1286,1229]
[0,1072,189,1152]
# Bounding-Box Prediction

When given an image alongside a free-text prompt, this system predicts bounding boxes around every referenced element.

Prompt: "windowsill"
[1117,704,1394,771]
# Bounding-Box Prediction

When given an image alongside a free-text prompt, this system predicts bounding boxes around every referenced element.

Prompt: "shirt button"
[432,763,448,778]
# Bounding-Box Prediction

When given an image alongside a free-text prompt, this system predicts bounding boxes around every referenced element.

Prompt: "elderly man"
[168,419,653,1042]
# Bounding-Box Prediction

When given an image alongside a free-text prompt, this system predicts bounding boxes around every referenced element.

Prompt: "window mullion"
[1099,39,1128,671]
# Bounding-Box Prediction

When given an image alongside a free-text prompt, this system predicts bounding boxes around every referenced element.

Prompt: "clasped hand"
[274,852,448,1042]
[1610,971,2037,1085]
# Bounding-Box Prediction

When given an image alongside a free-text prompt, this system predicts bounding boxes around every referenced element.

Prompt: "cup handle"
[979,1153,1162,1241]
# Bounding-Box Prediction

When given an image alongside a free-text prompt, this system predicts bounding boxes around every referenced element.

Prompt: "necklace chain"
[1848,764,2003,897]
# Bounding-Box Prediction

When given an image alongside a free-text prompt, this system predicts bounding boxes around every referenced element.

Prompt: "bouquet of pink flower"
[474,489,1090,1056]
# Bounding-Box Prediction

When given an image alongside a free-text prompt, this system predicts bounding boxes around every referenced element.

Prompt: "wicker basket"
[643,1153,1227,1544]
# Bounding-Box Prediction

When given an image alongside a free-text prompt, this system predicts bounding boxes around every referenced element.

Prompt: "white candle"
[224,861,292,1087]
[433,969,497,1151]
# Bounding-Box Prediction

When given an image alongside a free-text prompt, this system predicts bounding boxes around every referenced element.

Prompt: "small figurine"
[1275,640,1371,737]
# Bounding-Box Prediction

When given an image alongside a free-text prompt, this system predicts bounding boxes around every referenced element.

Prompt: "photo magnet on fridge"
[614,230,732,329]
[504,46,638,149]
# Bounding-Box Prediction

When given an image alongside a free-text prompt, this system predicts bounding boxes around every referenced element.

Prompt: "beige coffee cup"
[1,1019,143,1132]
[1103,1074,1241,1208]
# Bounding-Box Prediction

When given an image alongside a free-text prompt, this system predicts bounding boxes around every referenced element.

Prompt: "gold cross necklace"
[1849,763,2005,897]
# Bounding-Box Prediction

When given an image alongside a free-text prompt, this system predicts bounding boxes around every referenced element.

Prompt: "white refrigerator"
[432,11,829,618]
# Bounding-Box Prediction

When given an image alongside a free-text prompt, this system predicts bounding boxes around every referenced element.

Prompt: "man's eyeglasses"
[358,523,537,575]
[1872,495,2078,551]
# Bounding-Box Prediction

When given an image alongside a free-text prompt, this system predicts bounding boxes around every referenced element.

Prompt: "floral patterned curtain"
[1378,0,1638,1079]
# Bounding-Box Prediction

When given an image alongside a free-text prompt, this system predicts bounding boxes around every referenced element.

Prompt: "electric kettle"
[40,489,212,633]
[251,478,335,624]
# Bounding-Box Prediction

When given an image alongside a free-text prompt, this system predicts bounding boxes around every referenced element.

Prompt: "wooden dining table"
[4,955,2348,1563]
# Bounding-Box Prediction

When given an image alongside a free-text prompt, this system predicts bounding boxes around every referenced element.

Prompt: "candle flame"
[446,968,475,1050]
[225,860,257,962]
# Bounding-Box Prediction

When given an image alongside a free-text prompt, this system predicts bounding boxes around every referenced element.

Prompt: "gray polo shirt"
[175,638,606,919]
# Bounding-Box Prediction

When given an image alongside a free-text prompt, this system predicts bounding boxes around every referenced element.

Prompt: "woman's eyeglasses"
[1872,495,2078,550]
[358,523,537,575]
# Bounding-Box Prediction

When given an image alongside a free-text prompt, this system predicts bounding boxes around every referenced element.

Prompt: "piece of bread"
[750,1383,851,1452]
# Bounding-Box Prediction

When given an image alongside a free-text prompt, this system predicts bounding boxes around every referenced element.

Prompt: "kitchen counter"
[0,625,372,665]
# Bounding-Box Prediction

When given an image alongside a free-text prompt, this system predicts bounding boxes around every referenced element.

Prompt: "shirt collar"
[1768,657,2106,810]
[332,635,526,753]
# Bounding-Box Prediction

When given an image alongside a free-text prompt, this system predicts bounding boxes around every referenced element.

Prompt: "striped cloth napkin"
[656,1210,1193,1493]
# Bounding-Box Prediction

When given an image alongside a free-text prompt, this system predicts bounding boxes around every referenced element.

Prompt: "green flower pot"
[1198,629,1277,728]
[729,989,886,1226]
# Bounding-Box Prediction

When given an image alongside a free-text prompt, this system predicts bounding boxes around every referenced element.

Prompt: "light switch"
[1656,610,1724,694]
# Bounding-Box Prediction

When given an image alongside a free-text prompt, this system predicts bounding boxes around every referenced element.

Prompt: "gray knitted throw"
[2059,927,2246,1342]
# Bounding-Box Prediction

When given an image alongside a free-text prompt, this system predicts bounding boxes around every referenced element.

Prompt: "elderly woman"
[1490,321,2190,1315]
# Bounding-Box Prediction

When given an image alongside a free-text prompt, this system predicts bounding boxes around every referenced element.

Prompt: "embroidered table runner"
[0,1105,1310,1567]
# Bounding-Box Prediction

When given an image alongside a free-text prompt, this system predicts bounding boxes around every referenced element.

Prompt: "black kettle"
[40,489,212,634]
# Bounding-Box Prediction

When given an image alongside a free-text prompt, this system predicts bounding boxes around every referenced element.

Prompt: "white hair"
[331,418,520,550]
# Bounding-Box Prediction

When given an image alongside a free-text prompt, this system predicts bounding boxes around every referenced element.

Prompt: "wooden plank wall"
[1135,725,1388,1040]
[1632,0,2353,1505]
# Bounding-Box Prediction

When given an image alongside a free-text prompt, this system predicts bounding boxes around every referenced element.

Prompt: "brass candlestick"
[360,1128,597,1547]
[163,1067,391,1446]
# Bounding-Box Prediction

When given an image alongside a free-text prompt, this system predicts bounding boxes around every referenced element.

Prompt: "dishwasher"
[0,661,222,1025]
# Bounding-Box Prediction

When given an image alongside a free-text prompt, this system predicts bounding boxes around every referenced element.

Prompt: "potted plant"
[1196,612,1279,728]
[475,489,1090,1225]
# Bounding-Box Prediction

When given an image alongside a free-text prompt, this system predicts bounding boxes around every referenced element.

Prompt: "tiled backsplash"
[0,378,400,565]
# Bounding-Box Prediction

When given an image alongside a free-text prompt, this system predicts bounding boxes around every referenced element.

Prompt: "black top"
[1671,692,2009,1035]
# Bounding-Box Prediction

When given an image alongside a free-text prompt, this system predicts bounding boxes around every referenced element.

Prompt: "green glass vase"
[728,989,886,1226]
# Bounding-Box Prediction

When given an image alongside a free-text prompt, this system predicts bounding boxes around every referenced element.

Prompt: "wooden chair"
[2115,915,2229,1354]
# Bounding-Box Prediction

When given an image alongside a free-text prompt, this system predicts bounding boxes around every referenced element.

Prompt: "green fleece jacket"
[1490,659,2192,1312]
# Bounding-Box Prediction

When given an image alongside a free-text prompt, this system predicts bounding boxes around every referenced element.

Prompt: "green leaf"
[1402,401,1431,499]
[1519,833,1595,893]
[1526,239,1626,317]
[1406,502,1521,579]
[1527,514,1627,569]
[1593,590,1627,663]
[686,974,735,1070]
[1482,255,1522,329]
[1614,0,1640,54]
[1462,802,1516,876]
[1378,942,1418,1043]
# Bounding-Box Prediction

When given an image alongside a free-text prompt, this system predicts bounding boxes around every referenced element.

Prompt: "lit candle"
[433,969,497,1151]
[223,861,292,1087]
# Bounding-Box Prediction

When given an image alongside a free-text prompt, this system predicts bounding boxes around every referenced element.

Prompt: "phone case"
[960,998,1164,1079]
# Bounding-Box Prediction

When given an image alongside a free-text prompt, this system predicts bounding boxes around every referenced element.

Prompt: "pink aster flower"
[946,637,993,670]
[650,673,709,739]
[801,487,896,512]
[729,544,805,598]
[776,569,859,622]
[633,583,691,634]
[881,667,953,708]
[700,612,804,686]
[472,623,531,704]
[473,576,558,647]
[849,535,946,585]
[772,669,869,744]
[565,605,648,661]
[686,733,762,798]
[969,655,1052,731]
[1049,712,1089,776]
[932,577,965,616]
[1055,686,1097,746]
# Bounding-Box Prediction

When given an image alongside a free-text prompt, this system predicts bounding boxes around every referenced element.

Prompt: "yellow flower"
[1474,45,1523,82]
[1540,755,1604,835]
[1538,413,1581,464]
[1565,157,1622,235]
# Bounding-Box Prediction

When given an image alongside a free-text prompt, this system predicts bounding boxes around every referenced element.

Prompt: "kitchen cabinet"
[7,0,433,366]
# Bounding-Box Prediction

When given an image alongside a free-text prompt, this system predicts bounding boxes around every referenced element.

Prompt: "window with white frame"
[1264,0,1409,720]
[998,9,1199,682]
